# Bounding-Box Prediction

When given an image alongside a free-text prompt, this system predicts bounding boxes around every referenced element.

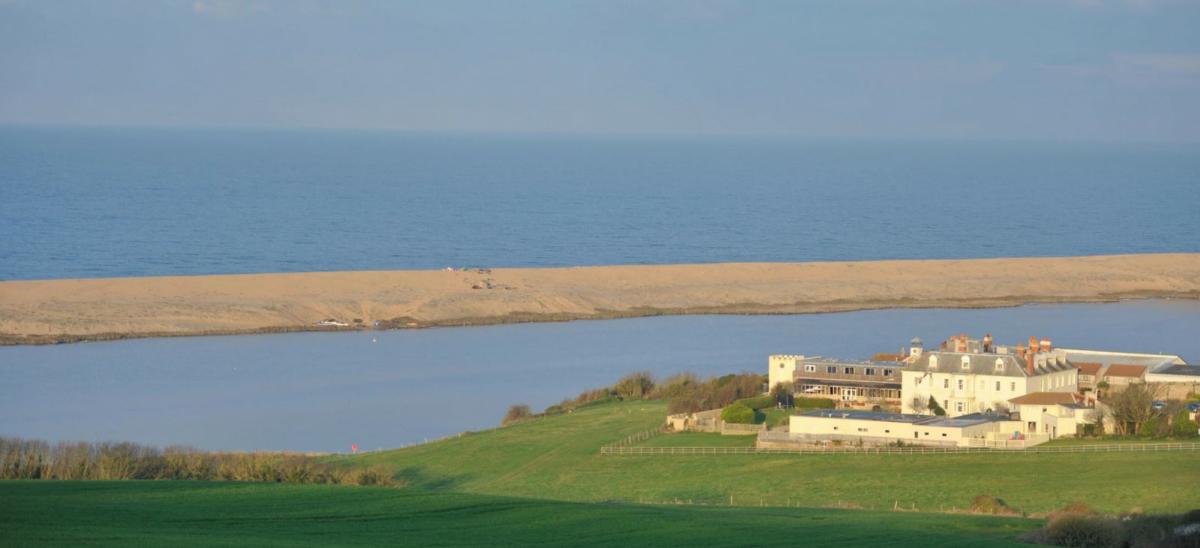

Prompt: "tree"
[909,397,928,414]
[770,382,794,407]
[1106,383,1164,435]
[928,396,946,416]
[613,371,655,400]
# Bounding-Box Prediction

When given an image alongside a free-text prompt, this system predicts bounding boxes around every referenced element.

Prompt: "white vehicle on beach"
[315,319,349,327]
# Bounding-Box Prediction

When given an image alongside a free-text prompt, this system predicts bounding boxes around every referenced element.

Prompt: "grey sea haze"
[1,300,1197,453]
[2,126,1199,280]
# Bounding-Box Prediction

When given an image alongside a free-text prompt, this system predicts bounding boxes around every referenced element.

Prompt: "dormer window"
[995,359,1005,372]
[961,356,971,370]
[929,356,938,369]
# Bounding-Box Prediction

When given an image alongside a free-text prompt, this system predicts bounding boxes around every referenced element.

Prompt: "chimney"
[1041,338,1052,353]
[1025,336,1038,376]
[983,333,993,353]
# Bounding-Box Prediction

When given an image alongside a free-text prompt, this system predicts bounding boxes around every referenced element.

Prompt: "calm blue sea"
[2,126,1199,280]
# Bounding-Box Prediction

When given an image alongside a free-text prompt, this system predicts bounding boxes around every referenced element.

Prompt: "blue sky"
[2,0,1199,141]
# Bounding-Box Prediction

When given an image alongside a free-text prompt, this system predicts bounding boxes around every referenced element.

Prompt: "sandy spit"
[2,254,1198,345]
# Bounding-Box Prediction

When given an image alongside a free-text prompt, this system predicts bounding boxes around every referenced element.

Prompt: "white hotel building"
[900,335,1078,417]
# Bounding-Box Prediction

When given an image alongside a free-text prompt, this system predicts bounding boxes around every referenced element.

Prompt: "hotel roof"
[905,351,1074,377]
[1008,392,1086,406]
[1103,364,1147,378]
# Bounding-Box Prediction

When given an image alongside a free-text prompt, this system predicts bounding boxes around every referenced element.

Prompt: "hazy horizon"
[3,1,1200,143]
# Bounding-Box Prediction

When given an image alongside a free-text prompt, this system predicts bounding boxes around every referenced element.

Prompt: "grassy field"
[342,401,1200,514]
[636,432,757,447]
[0,481,1038,547]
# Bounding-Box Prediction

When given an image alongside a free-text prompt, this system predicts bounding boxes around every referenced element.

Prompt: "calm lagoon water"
[2,127,1199,280]
[1,300,1197,452]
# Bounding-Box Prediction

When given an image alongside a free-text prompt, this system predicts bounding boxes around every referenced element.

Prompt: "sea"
[1,126,1199,451]
[1,126,1198,280]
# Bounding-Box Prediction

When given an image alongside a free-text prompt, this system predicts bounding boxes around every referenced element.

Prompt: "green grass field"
[0,481,1037,547]
[6,400,1198,546]
[343,401,1200,514]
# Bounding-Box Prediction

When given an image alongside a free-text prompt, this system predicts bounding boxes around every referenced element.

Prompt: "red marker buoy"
[351,443,359,454]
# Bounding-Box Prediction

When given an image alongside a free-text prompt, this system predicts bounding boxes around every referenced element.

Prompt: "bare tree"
[1106,383,1165,435]
[909,397,928,414]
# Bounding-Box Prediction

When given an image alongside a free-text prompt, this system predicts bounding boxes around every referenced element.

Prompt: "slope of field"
[0,481,1037,547]
[345,401,1200,514]
[4,253,1200,344]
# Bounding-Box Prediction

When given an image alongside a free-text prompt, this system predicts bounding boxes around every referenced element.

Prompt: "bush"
[928,396,947,416]
[667,373,764,414]
[969,495,1021,516]
[1044,514,1126,548]
[720,402,756,424]
[793,397,836,409]
[736,395,776,410]
[1172,410,1199,438]
[501,404,533,426]
[613,371,655,400]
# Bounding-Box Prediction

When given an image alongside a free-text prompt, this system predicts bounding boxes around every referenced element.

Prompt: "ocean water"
[1,300,1197,452]
[2,126,1198,280]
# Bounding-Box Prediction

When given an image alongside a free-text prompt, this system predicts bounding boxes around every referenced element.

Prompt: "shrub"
[720,402,756,424]
[1044,514,1126,548]
[667,373,765,414]
[342,466,399,487]
[651,373,698,399]
[1048,501,1097,522]
[613,371,655,400]
[794,397,836,409]
[501,404,533,426]
[736,395,776,410]
[928,396,947,416]
[1172,410,1199,438]
[969,495,1021,516]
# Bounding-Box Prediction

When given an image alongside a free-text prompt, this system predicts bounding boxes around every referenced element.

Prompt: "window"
[956,402,964,413]
[995,381,1001,391]
[929,356,938,369]
[778,363,784,369]
[1010,382,1016,391]
[804,364,816,373]
[884,429,891,434]
[844,367,854,375]
[943,379,949,389]
[833,426,838,431]
[957,379,964,390]
[865,368,876,376]
[995,359,1005,372]
[943,400,948,411]
[961,356,971,369]
[941,433,948,437]
[827,366,836,374]
[857,427,868,433]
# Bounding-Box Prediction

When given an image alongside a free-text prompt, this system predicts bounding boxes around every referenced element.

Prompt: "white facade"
[900,352,1078,417]
[768,354,803,390]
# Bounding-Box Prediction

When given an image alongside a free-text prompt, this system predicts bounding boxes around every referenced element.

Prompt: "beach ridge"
[3,253,1198,345]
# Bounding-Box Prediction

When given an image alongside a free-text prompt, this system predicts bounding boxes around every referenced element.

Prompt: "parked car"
[1187,402,1200,413]
[1151,400,1167,411]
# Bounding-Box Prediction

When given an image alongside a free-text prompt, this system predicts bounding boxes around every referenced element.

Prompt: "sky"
[2,0,1199,142]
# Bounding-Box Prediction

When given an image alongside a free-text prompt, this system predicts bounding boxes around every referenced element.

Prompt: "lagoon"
[1,300,1198,452]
